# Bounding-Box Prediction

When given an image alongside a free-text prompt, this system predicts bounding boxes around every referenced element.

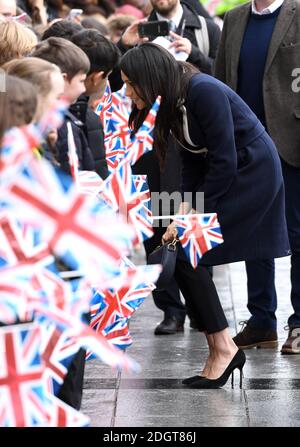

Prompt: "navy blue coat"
[179,74,290,265]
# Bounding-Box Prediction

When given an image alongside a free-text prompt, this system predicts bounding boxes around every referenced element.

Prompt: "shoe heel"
[231,371,234,389]
[239,368,243,389]
[257,340,278,349]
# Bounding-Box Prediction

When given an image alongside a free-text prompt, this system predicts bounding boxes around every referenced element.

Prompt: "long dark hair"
[119,43,198,167]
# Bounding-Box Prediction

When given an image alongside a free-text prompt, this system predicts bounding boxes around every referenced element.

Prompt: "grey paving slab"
[84,359,119,379]
[242,350,300,379]
[81,389,116,427]
[115,389,247,418]
[246,390,300,426]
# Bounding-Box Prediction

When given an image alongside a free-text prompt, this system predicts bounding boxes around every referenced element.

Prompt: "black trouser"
[57,311,90,410]
[57,347,86,411]
[174,258,228,334]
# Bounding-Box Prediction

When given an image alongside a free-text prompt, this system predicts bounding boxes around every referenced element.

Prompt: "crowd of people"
[0,0,300,420]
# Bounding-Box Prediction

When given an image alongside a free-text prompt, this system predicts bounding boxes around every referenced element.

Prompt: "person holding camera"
[116,0,222,336]
[120,0,220,74]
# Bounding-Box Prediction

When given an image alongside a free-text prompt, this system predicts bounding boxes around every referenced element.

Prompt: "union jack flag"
[132,174,153,240]
[0,277,28,324]
[108,93,130,144]
[0,100,67,185]
[0,323,50,427]
[105,135,127,173]
[3,157,133,280]
[0,258,45,324]
[77,170,104,196]
[0,213,52,269]
[0,125,39,185]
[99,162,153,244]
[96,82,113,131]
[40,322,79,396]
[125,97,161,166]
[174,213,224,268]
[94,84,131,173]
[34,305,140,372]
[44,393,90,427]
[88,261,160,355]
[29,269,92,321]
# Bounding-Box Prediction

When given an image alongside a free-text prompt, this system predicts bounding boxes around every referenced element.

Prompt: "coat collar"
[264,0,297,74]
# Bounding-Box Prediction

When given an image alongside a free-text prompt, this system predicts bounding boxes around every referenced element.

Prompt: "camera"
[138,21,171,39]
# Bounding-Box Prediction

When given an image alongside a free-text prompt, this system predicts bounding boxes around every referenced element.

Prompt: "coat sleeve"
[186,81,238,213]
[78,130,96,172]
[188,19,221,74]
[213,12,230,82]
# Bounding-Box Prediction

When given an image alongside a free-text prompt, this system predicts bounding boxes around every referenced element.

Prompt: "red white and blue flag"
[99,162,153,244]
[45,393,90,427]
[125,97,161,166]
[88,260,160,355]
[3,157,133,280]
[0,323,50,427]
[174,213,224,268]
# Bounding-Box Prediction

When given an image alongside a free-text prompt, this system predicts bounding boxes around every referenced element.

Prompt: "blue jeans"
[246,158,300,330]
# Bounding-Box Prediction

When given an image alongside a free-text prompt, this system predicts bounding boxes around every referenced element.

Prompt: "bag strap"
[195,16,210,57]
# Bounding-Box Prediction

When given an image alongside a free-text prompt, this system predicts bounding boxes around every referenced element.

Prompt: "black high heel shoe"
[187,349,246,389]
[182,375,204,385]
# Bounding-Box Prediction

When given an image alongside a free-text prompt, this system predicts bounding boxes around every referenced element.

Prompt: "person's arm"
[78,130,96,172]
[213,11,230,81]
[188,19,221,74]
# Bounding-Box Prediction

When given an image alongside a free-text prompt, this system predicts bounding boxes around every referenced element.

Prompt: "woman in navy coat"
[120,43,290,389]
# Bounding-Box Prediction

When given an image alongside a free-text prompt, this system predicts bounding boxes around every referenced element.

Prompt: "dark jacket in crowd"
[70,95,109,180]
[148,2,220,74]
[56,110,95,175]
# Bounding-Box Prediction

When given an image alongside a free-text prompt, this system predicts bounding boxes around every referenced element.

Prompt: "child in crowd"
[3,57,64,162]
[32,37,96,174]
[69,29,121,179]
[37,28,120,179]
[0,20,37,66]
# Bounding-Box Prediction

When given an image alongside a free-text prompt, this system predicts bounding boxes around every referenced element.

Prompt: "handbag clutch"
[148,239,178,291]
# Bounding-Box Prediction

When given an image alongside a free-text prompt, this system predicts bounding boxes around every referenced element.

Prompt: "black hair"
[120,43,198,167]
[41,20,83,41]
[70,29,120,76]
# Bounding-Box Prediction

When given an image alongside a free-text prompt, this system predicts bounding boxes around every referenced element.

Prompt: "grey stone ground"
[82,252,300,427]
